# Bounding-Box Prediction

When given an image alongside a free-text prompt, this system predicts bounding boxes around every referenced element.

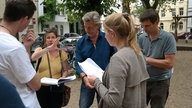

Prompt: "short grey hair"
[82,11,101,25]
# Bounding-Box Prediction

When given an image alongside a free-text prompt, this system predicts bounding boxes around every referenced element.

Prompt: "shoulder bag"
[46,51,71,107]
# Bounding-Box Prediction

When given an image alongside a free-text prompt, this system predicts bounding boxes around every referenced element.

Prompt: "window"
[55,25,58,34]
[179,22,183,30]
[172,23,175,30]
[60,25,64,35]
[55,25,58,29]
[161,10,165,17]
[45,24,49,29]
[179,8,184,16]
[172,8,176,16]
[172,0,176,4]
[160,23,164,29]
[191,18,192,25]
[43,2,48,14]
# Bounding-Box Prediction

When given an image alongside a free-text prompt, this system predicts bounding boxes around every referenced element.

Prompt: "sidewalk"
[63,40,192,108]
[176,39,192,46]
[176,39,192,51]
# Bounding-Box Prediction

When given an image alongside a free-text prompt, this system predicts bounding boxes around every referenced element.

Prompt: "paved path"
[64,40,192,108]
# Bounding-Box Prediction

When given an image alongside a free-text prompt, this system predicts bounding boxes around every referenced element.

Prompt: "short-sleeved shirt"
[0,32,40,108]
[138,29,177,81]
[75,31,116,75]
[36,47,68,78]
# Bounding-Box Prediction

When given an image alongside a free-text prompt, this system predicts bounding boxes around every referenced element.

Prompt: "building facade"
[0,0,39,41]
[38,0,70,36]
[159,0,188,34]
[187,0,192,33]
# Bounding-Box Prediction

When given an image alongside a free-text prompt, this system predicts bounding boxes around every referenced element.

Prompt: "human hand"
[22,29,35,48]
[46,37,61,51]
[145,56,151,64]
[87,75,97,86]
[83,76,95,89]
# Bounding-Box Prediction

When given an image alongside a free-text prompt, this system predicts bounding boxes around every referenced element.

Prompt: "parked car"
[31,32,45,52]
[60,33,81,41]
[177,32,192,39]
[60,33,82,46]
[64,33,81,38]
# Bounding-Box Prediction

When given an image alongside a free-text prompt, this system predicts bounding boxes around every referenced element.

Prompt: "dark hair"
[3,0,36,22]
[139,9,159,24]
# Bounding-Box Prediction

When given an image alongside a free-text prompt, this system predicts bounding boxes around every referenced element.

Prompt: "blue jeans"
[147,79,170,108]
[79,82,100,108]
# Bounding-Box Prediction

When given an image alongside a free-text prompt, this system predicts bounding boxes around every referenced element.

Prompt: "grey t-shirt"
[138,29,177,80]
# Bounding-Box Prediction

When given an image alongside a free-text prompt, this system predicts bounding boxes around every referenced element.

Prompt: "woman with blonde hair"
[88,13,149,108]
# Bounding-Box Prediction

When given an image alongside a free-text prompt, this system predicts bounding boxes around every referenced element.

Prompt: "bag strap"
[35,57,42,72]
[59,50,63,77]
[47,53,52,78]
[47,51,63,78]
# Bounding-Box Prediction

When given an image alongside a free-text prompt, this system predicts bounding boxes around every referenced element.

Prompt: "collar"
[144,28,163,40]
[85,30,102,41]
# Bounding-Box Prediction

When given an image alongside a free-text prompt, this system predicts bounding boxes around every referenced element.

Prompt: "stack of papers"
[78,58,104,81]
[41,75,76,85]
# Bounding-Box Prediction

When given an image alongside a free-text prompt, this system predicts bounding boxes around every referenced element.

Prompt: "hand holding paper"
[78,58,104,81]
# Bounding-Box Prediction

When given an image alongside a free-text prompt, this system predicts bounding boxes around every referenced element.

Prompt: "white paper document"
[41,75,76,85]
[78,58,104,81]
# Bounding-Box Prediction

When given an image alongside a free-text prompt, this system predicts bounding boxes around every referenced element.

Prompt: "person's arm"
[145,54,175,69]
[10,46,41,91]
[61,60,68,77]
[31,37,60,61]
[22,29,36,57]
[81,73,94,89]
[27,74,41,91]
[31,47,49,60]
[146,34,176,69]
[89,57,127,107]
[74,41,94,88]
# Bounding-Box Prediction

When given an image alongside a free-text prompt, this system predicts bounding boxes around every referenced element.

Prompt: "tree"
[122,0,138,13]
[133,0,173,17]
[64,0,116,23]
[141,0,169,10]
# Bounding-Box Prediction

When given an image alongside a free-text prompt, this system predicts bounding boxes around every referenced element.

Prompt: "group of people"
[0,0,176,108]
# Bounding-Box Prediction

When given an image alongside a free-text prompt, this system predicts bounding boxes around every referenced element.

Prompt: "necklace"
[0,25,12,34]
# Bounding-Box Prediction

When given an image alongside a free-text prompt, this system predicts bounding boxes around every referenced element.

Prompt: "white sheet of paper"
[78,58,104,81]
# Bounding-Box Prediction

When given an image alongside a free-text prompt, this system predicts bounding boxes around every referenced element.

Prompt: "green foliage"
[122,0,138,13]
[140,0,169,10]
[38,0,58,26]
[158,0,175,13]
[131,4,145,18]
[64,0,116,22]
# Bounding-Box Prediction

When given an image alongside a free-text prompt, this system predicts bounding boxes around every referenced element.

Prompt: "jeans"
[147,79,170,108]
[79,82,100,108]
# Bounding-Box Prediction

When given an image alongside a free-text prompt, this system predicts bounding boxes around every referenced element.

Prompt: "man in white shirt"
[0,0,41,108]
